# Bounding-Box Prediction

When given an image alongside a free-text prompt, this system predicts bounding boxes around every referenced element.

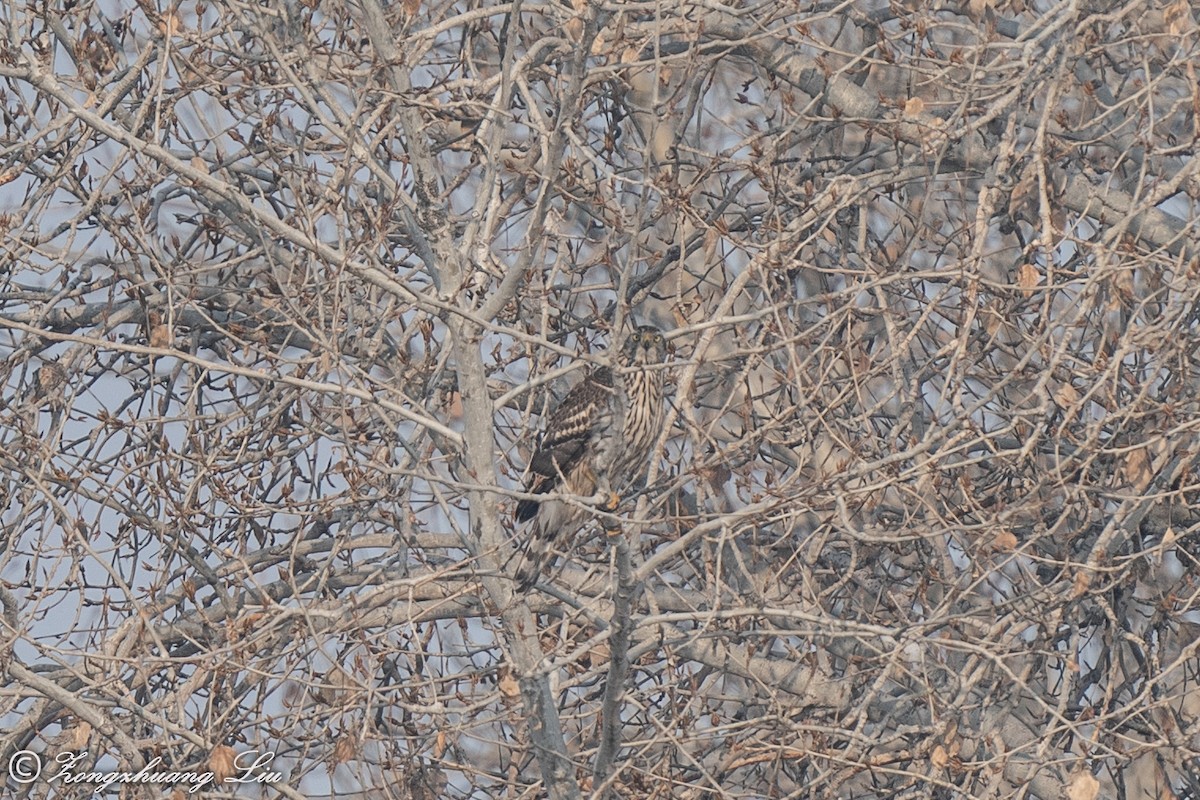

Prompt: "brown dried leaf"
[1163,526,1178,548]
[993,530,1019,552]
[332,733,358,766]
[159,12,182,37]
[1165,0,1195,35]
[434,730,446,759]
[498,671,520,700]
[1113,268,1135,301]
[1016,263,1040,295]
[966,0,992,21]
[1009,164,1037,219]
[1072,570,1091,599]
[317,664,364,707]
[149,323,172,348]
[1053,382,1079,410]
[1066,770,1100,800]
[209,745,236,784]
[445,390,463,420]
[903,97,925,117]
[1123,447,1153,489]
[703,225,721,263]
[564,0,586,41]
[68,721,93,751]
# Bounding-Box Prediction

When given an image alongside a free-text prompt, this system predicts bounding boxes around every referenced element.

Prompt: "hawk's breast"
[612,366,665,484]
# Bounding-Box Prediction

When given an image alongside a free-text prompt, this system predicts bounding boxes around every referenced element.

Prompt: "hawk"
[513,325,669,590]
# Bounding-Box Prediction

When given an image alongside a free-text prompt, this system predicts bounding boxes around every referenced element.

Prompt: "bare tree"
[2,0,1199,798]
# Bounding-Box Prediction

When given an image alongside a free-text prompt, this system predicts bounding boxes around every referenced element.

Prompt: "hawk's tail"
[513,533,553,592]
[512,498,572,592]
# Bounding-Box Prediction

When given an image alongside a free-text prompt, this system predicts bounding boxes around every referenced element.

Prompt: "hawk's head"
[620,325,668,367]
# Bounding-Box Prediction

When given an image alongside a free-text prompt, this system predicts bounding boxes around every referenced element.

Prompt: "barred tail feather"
[514,542,549,592]
[513,500,569,591]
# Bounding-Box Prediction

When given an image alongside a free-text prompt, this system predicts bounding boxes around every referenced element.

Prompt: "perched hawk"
[513,325,669,590]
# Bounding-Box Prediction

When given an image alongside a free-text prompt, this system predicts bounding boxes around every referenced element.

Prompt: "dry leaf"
[588,640,611,667]
[966,0,992,21]
[209,745,236,784]
[931,744,949,768]
[1112,268,1135,300]
[1016,263,1040,295]
[445,390,463,420]
[993,530,1019,552]
[1072,570,1091,599]
[68,721,93,750]
[229,612,265,643]
[1066,770,1100,800]
[159,12,182,37]
[332,733,358,766]
[903,97,925,117]
[1163,526,1178,547]
[703,225,722,262]
[317,665,363,706]
[564,0,585,41]
[149,323,172,348]
[983,303,1002,337]
[1123,447,1153,490]
[1009,164,1037,220]
[498,671,520,699]
[1165,0,1195,35]
[1053,383,1079,410]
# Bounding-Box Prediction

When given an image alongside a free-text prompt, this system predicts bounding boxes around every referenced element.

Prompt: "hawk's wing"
[515,367,613,522]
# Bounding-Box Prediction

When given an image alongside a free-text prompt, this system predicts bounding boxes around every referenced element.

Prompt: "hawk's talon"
[600,491,621,513]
